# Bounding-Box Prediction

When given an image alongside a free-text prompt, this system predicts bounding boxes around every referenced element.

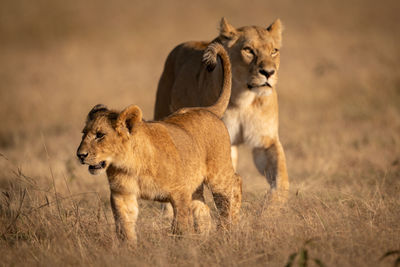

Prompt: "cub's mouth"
[247,82,272,90]
[88,161,107,174]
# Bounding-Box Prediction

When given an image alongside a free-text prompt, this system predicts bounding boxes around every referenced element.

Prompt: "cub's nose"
[259,69,275,79]
[77,152,88,164]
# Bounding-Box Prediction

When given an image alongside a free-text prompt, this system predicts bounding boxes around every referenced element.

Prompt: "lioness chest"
[223,91,279,147]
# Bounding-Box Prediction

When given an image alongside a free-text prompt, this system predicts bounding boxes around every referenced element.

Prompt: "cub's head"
[217,18,283,96]
[76,104,142,175]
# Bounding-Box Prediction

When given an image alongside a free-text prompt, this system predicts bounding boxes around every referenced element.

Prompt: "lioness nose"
[259,69,275,78]
[77,152,88,163]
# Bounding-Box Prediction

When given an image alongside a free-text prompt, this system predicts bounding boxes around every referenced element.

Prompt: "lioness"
[77,43,242,243]
[155,18,289,203]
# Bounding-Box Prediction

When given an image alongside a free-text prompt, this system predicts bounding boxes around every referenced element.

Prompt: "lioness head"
[76,104,142,175]
[217,18,282,96]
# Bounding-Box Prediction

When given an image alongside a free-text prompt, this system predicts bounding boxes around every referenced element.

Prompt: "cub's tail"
[202,42,232,118]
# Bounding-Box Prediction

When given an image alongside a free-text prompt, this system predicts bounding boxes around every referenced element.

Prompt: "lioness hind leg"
[252,140,289,203]
[191,200,211,234]
[191,184,211,234]
[208,173,242,230]
[161,202,174,219]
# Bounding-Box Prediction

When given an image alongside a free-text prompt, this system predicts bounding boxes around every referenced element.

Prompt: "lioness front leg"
[110,192,139,243]
[252,139,289,203]
[230,145,239,171]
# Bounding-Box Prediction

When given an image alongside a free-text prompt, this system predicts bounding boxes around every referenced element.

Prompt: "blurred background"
[0,0,399,265]
[1,0,399,192]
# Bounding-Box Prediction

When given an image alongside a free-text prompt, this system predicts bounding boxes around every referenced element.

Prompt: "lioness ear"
[219,17,237,40]
[267,19,283,47]
[116,105,142,134]
[87,104,108,121]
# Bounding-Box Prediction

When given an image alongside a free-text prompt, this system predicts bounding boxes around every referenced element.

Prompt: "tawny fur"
[77,44,242,243]
[154,18,289,203]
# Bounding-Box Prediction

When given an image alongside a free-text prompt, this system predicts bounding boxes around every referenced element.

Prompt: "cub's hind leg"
[162,185,211,234]
[207,172,242,230]
[170,194,194,235]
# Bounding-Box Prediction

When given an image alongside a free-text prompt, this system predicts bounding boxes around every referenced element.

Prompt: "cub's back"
[163,109,232,154]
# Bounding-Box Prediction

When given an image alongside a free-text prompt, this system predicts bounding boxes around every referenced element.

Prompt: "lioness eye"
[96,132,105,139]
[243,47,254,55]
[271,48,279,56]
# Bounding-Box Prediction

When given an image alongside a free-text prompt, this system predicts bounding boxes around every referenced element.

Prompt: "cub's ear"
[87,104,108,121]
[219,17,237,41]
[267,19,283,47]
[116,105,142,134]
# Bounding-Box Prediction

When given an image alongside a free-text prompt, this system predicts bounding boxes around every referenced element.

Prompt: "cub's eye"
[243,47,255,55]
[271,48,279,56]
[95,132,105,139]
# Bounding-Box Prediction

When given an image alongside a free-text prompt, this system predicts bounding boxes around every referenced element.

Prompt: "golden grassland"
[0,0,399,266]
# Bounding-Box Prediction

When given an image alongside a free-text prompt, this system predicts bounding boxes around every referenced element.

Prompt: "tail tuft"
[202,43,219,72]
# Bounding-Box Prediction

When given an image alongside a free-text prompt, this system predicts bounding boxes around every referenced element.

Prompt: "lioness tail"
[202,43,232,118]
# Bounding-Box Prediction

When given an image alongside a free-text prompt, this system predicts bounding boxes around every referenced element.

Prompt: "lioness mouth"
[247,82,272,90]
[89,161,106,171]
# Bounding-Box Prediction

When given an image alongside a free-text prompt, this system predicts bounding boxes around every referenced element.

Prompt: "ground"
[0,0,399,266]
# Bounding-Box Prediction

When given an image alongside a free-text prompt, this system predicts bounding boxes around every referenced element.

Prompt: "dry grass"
[1,0,399,266]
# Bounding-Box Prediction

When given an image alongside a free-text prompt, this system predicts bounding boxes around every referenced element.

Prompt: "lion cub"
[76,43,242,243]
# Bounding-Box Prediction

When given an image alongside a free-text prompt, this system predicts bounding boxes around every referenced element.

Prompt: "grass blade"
[298,248,308,267]
[380,250,400,261]
[313,258,326,267]
[285,252,297,267]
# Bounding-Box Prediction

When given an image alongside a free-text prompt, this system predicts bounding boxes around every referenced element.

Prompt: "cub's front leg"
[110,192,139,243]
